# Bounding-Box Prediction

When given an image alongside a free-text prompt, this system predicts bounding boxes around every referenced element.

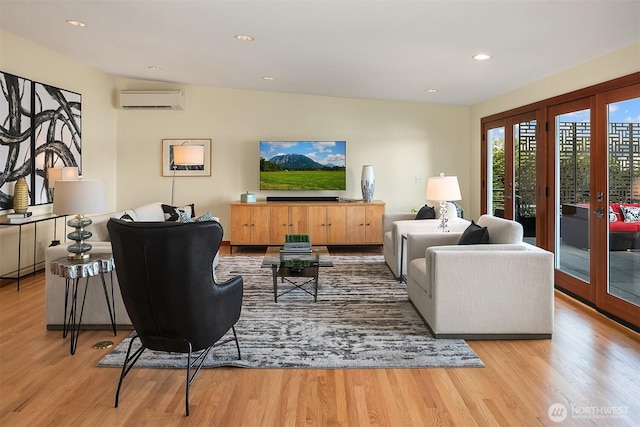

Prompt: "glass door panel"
[607,96,640,308]
[514,119,537,244]
[488,126,506,217]
[555,108,591,286]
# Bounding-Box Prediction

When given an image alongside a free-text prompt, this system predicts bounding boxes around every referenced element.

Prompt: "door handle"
[594,207,605,218]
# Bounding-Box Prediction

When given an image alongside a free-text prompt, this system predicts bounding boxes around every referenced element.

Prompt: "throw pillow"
[458,220,489,245]
[620,204,640,222]
[415,205,436,220]
[609,206,617,223]
[180,210,214,223]
[162,203,195,221]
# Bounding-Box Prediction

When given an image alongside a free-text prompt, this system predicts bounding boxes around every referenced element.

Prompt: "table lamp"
[47,166,79,189]
[47,167,79,246]
[52,179,106,260]
[425,173,462,232]
[171,143,205,205]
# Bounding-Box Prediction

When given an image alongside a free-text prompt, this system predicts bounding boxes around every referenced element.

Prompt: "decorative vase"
[361,165,375,202]
[13,176,29,214]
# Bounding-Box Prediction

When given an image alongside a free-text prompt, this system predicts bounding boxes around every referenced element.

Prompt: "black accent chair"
[107,218,243,416]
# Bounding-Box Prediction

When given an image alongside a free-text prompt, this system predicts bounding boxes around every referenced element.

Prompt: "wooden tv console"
[229,200,385,250]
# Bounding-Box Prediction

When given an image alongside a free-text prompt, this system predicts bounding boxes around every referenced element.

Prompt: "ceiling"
[0,0,638,106]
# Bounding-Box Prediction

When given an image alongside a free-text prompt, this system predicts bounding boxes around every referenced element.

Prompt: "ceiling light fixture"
[472,53,493,61]
[66,20,86,28]
[148,66,163,71]
[235,35,255,41]
[425,89,438,93]
[262,76,274,81]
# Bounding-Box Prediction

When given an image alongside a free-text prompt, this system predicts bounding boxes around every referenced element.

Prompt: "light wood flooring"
[1,246,639,426]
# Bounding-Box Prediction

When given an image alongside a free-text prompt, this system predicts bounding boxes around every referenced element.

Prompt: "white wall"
[0,29,116,276]
[115,79,471,233]
[467,43,640,219]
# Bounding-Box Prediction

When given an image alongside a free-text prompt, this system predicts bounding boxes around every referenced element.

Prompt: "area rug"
[98,255,484,369]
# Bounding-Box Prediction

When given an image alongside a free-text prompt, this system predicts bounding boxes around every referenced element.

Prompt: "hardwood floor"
[1,247,639,426]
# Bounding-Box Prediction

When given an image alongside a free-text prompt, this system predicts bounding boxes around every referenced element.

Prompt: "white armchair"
[382,203,469,279]
[405,215,554,339]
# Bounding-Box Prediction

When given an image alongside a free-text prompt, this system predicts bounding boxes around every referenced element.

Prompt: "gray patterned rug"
[97,255,484,369]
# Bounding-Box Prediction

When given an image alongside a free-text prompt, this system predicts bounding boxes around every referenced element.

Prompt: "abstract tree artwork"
[0,71,81,210]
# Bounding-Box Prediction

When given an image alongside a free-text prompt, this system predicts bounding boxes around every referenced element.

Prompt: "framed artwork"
[0,71,82,210]
[162,139,211,177]
[33,83,82,205]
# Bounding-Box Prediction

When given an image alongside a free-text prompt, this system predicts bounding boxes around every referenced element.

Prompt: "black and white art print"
[0,71,81,210]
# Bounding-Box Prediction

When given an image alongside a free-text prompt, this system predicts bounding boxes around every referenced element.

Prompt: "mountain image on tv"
[267,153,327,170]
[260,141,346,190]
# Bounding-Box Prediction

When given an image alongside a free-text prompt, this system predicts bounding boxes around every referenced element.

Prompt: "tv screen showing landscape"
[260,141,346,190]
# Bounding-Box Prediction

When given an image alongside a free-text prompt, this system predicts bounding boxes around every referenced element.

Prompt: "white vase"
[361,165,375,202]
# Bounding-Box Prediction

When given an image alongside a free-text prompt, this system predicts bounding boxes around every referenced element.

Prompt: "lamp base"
[438,200,450,233]
[67,252,91,260]
[66,215,94,260]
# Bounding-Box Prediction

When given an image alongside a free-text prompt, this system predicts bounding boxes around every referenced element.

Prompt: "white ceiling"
[1,0,638,105]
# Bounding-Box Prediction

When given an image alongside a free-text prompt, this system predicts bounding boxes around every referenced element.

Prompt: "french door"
[482,80,639,329]
[482,112,543,246]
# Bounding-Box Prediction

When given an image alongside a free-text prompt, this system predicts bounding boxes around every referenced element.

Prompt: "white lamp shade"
[53,180,106,215]
[47,167,79,188]
[173,145,205,166]
[426,174,462,201]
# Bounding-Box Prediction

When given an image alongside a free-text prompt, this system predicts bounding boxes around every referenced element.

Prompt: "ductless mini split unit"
[118,90,185,110]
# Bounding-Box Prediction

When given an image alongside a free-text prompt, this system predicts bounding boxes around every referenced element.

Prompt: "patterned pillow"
[162,203,195,221]
[180,210,214,223]
[620,204,640,222]
[609,206,617,222]
[119,212,134,222]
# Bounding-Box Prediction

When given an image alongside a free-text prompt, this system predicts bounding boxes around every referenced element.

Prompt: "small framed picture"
[162,139,211,177]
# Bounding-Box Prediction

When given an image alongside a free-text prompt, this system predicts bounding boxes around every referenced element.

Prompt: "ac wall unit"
[118,90,185,110]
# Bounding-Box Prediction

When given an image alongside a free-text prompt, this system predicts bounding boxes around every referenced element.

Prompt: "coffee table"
[261,246,333,302]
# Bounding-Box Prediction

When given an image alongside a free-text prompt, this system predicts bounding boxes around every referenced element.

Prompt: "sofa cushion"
[161,203,195,221]
[458,220,490,245]
[620,204,640,222]
[131,202,166,221]
[610,221,640,232]
[415,205,436,220]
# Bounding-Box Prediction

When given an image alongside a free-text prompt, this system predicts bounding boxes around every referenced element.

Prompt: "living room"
[1,1,640,425]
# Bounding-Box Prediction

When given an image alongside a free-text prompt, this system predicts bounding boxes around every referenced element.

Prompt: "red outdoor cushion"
[610,221,640,232]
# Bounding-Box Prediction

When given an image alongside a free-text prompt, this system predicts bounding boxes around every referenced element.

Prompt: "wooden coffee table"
[261,246,333,302]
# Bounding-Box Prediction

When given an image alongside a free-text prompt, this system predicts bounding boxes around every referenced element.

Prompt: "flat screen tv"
[260,141,346,190]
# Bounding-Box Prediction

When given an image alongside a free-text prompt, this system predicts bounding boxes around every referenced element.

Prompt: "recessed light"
[262,76,274,81]
[472,53,492,61]
[148,66,163,71]
[235,35,255,41]
[425,89,438,93]
[66,20,86,27]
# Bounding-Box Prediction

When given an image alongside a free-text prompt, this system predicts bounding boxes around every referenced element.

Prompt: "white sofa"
[45,202,219,329]
[382,202,470,279]
[405,215,554,339]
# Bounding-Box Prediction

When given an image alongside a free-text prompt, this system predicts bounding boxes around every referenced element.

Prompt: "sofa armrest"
[382,212,416,234]
[405,232,462,263]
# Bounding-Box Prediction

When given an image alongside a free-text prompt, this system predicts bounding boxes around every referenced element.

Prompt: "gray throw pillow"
[415,205,436,220]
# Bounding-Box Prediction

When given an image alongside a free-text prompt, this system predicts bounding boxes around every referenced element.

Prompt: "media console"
[230,200,385,251]
[266,196,340,202]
